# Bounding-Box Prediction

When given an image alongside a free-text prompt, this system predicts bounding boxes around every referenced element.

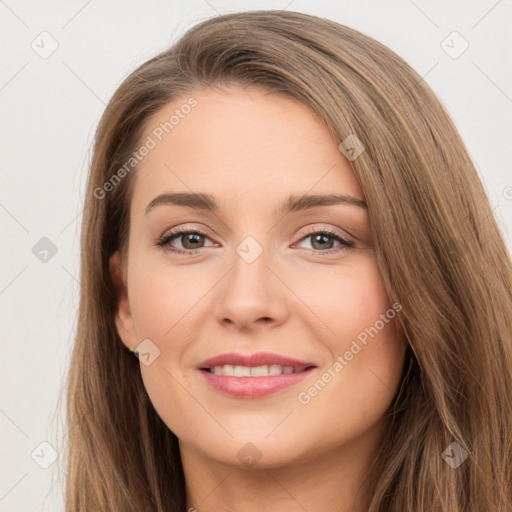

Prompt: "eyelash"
[155,226,354,256]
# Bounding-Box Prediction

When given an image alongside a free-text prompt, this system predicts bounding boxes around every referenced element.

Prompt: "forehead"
[130,85,364,216]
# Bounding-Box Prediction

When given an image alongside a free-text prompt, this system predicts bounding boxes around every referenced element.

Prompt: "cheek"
[331,261,404,393]
[127,258,209,342]
[126,258,216,436]
[291,258,404,428]
[290,254,397,352]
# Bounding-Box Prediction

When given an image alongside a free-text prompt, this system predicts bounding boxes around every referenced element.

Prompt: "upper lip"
[198,352,316,369]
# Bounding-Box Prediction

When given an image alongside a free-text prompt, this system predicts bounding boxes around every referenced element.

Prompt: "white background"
[1,1,511,510]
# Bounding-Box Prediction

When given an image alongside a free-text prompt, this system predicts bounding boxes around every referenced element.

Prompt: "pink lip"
[198,352,314,369]
[197,352,317,399]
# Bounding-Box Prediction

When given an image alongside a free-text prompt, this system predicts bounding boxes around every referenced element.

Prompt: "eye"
[155,227,217,255]
[155,226,354,256]
[294,228,354,254]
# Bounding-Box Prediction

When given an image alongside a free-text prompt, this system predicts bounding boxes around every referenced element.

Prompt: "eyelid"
[159,223,352,242]
[158,223,216,241]
[155,223,354,255]
[298,224,353,243]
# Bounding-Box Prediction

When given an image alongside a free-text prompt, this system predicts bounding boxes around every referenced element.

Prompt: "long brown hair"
[61,10,512,511]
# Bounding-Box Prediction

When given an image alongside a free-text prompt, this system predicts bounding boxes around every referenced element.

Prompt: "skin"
[111,84,406,512]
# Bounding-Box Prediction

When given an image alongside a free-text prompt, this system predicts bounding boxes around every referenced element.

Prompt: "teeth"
[268,364,282,376]
[251,365,269,377]
[210,364,304,376]
[223,364,234,376]
[234,365,251,377]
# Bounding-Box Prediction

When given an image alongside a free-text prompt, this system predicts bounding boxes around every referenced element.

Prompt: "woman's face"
[112,84,405,470]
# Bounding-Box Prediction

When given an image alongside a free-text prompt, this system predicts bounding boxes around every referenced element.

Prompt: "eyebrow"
[145,192,367,216]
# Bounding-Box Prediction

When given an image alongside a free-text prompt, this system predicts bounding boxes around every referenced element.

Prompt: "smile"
[197,352,317,398]
[205,364,310,376]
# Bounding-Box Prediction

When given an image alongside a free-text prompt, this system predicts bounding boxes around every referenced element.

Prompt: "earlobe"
[109,251,137,350]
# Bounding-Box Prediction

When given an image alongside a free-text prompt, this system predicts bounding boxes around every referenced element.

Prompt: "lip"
[197,352,317,398]
[198,351,315,369]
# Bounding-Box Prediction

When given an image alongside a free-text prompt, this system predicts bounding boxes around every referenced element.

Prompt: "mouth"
[202,364,313,376]
[197,352,317,398]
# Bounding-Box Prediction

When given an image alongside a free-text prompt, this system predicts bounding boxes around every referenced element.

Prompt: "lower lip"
[199,368,315,398]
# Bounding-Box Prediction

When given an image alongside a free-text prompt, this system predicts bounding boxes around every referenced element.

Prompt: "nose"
[214,242,290,332]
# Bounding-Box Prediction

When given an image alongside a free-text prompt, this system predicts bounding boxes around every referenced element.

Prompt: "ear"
[109,251,137,350]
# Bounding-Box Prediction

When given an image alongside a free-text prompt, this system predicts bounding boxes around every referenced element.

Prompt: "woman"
[63,10,512,511]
